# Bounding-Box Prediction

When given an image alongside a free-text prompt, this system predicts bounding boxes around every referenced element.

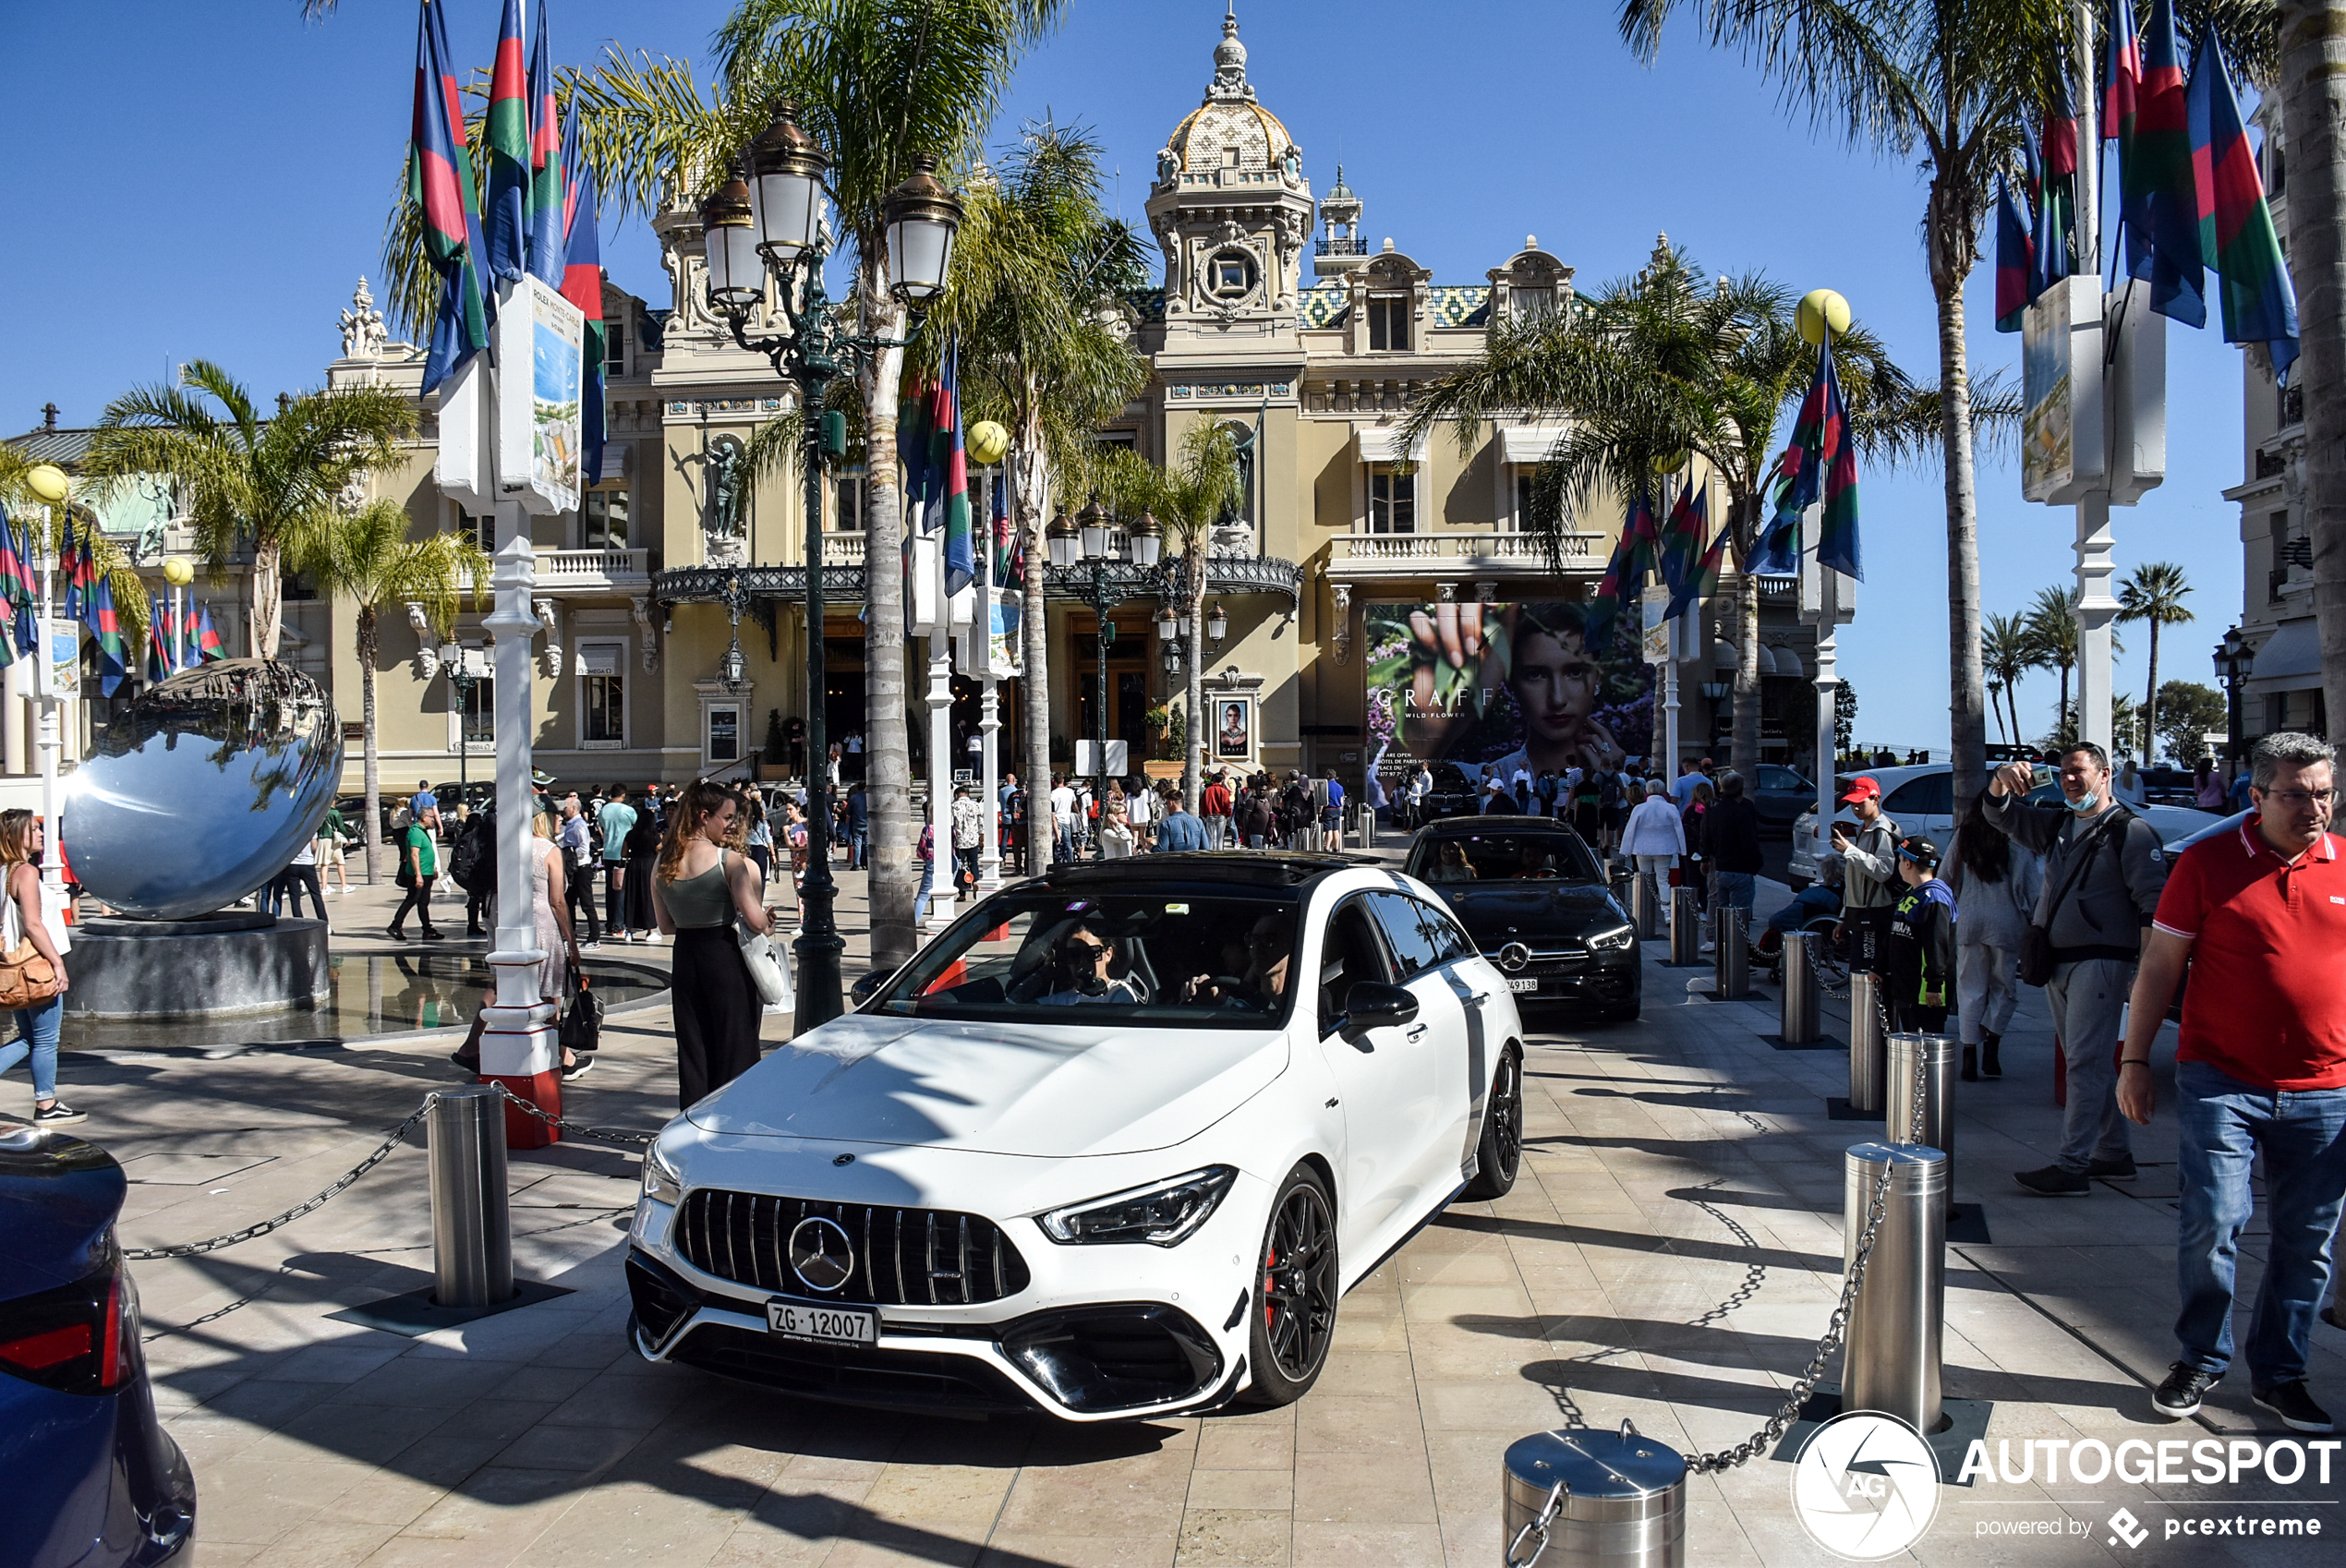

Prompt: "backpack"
[1599,773,1625,810]
[450,815,494,894]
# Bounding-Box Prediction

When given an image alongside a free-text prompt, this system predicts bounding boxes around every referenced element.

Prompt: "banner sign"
[493,276,586,515]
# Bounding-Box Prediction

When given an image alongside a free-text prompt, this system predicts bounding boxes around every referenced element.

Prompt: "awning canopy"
[2245,618,2322,694]
[1351,424,1427,464]
[1497,424,1571,465]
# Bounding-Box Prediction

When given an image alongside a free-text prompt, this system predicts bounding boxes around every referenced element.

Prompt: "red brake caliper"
[1264,1244,1277,1326]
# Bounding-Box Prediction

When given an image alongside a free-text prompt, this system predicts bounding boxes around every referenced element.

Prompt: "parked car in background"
[1407,762,1486,826]
[0,1124,195,1567]
[1752,765,1815,830]
[2135,767,2198,807]
[1405,817,1640,1020]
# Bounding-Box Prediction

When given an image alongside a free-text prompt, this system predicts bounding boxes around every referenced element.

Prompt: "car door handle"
[1405,1023,1429,1041]
[1465,993,1492,1008]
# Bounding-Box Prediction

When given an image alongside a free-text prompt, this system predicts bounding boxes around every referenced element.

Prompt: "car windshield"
[1429,764,1474,792]
[1405,831,1601,884]
[869,887,1305,1029]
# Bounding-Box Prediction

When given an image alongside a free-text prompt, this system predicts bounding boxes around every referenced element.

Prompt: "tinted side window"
[1417,899,1476,965]
[1320,897,1395,1032]
[1370,892,1443,978]
[1883,775,1952,816]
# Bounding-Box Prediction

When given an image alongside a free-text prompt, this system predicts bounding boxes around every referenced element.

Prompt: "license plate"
[1506,977,1539,994]
[767,1299,878,1345]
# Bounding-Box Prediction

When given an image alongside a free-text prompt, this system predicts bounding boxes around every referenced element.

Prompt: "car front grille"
[674,1189,1032,1307]
[671,1322,1034,1413]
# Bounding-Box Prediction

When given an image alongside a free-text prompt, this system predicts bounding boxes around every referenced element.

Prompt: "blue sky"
[0,1,2255,754]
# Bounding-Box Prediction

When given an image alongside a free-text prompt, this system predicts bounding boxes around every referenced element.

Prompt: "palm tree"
[79,362,412,660]
[2117,561,2195,761]
[913,120,1150,871]
[0,448,156,654]
[1615,1,2267,809]
[280,499,485,883]
[1402,244,1962,779]
[1982,609,2041,749]
[540,0,1065,967]
[2026,586,2081,743]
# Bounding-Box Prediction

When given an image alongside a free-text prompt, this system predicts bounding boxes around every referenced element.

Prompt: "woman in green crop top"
[651,779,781,1107]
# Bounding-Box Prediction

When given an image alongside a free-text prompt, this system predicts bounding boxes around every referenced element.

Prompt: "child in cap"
[1884,834,1960,1036]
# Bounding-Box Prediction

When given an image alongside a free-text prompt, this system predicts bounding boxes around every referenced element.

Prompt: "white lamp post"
[21,464,70,923]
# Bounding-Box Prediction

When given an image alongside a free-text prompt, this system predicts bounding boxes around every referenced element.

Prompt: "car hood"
[685,1013,1289,1158]
[1431,881,1624,943]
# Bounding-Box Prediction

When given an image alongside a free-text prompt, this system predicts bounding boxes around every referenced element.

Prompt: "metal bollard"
[1630,872,1661,939]
[1360,809,1377,850]
[1781,931,1820,1043]
[1842,1142,1947,1435]
[1503,1424,1687,1568]
[429,1084,514,1309]
[1668,887,1700,964]
[1887,1033,1960,1212]
[1846,971,1887,1116]
[1713,908,1749,998]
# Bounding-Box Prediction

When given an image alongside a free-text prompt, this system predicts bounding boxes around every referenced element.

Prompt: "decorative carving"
[702,434,749,567]
[537,597,562,677]
[632,596,660,671]
[339,277,390,359]
[1476,581,1498,603]
[1330,582,1353,665]
[405,602,430,636]
[1437,582,1457,603]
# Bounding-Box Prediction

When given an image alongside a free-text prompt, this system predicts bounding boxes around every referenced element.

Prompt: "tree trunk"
[2056,662,2071,745]
[1183,545,1205,810]
[857,257,915,967]
[358,606,381,885]
[1017,432,1052,874]
[1731,569,1760,780]
[2279,2,2346,742]
[1932,268,1986,806]
[2144,620,2161,760]
[252,537,284,659]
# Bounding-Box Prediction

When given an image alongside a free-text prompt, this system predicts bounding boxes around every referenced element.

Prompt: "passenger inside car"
[1179,912,1294,1011]
[1427,841,1478,881]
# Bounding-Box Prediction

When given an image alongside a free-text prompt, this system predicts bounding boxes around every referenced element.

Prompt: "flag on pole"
[2029,135,2071,301]
[1657,480,1707,601]
[59,521,82,624]
[410,0,491,391]
[196,603,226,663]
[84,565,127,695]
[2038,67,2079,279]
[2188,35,2301,381]
[1995,176,2037,332]
[1749,472,1801,576]
[483,0,532,284]
[0,506,35,656]
[937,346,974,597]
[1666,523,1730,621]
[524,0,565,287]
[1619,490,1661,594]
[558,105,606,487]
[144,597,172,684]
[1814,356,1863,581]
[991,460,1018,586]
[2128,0,2204,325]
[1583,536,1630,657]
[2103,0,2142,142]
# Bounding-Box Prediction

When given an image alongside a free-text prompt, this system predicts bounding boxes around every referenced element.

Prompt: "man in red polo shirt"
[2121,731,2346,1434]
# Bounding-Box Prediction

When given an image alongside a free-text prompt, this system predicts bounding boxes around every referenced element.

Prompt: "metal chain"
[122,1094,445,1260]
[490,1082,657,1148]
[1506,1479,1567,1568]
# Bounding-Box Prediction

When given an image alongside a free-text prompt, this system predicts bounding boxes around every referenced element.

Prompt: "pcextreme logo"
[1791,1412,1943,1561]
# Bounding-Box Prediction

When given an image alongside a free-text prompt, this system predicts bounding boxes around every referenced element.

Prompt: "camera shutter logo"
[1790,1411,1941,1560]
[787,1216,857,1294]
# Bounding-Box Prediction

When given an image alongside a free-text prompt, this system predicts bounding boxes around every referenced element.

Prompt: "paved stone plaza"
[21,862,2342,1567]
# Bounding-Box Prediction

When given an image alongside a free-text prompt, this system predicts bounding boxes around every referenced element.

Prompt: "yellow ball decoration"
[24,464,68,504]
[966,419,1010,467]
[163,558,194,586]
[1797,288,1852,345]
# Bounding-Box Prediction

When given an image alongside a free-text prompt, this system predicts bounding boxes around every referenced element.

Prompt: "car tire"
[1245,1164,1340,1407]
[1461,1044,1524,1200]
[1605,997,1641,1022]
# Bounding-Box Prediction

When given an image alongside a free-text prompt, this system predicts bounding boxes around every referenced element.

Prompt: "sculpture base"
[66,914,331,1019]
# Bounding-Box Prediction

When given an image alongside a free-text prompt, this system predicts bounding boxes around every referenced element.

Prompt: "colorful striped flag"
[196,603,226,663]
[58,521,83,624]
[524,0,566,287]
[2104,0,2141,144]
[937,347,973,597]
[2029,129,2072,301]
[2038,67,2078,279]
[558,104,606,488]
[409,0,490,391]
[1657,480,1707,601]
[86,567,127,696]
[990,462,1018,586]
[1814,350,1862,581]
[2128,0,2204,325]
[0,506,35,656]
[1619,490,1661,595]
[1583,536,1630,657]
[1749,472,1800,576]
[1666,523,1730,621]
[2188,35,2300,381]
[482,0,532,284]
[145,596,175,684]
[1995,176,2036,332]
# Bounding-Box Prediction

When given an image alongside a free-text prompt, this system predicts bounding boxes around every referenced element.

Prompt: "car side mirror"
[1338,981,1418,1043]
[849,969,894,1007]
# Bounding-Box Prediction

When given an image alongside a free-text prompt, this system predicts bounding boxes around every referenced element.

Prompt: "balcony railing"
[464,548,649,594]
[1315,237,1367,257]
[1329,530,1602,575]
[822,533,867,565]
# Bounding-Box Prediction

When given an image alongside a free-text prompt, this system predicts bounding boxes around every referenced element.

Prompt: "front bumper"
[1481,948,1638,1006]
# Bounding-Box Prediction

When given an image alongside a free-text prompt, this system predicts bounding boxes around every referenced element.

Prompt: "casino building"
[113,11,1816,805]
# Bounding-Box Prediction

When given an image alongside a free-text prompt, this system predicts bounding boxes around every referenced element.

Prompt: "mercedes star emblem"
[787,1216,856,1293]
[1498,942,1531,972]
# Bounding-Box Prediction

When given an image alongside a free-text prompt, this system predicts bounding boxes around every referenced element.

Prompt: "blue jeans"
[2173,1060,2346,1387]
[0,995,62,1101]
[1714,871,1756,911]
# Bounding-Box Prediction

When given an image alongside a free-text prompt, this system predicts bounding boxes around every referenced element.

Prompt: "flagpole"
[33,517,61,918]
[976,464,1004,894]
[924,463,958,936]
[2071,0,2117,755]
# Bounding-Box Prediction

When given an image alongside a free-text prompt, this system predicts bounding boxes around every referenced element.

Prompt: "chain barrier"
[1505,1479,1566,1568]
[119,1086,659,1260]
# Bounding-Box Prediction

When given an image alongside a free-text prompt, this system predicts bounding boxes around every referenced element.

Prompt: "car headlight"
[1038,1166,1238,1247]
[1586,923,1636,952]
[641,1143,683,1206]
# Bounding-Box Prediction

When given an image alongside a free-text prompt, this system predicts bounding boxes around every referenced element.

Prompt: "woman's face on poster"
[1510,626,1601,745]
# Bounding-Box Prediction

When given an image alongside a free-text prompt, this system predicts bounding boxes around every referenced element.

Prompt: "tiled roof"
[1430,286,1489,326]
[1297,283,1490,330]
[6,428,98,465]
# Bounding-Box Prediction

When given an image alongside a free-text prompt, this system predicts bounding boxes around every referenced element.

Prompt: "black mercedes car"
[1403,816,1640,1020]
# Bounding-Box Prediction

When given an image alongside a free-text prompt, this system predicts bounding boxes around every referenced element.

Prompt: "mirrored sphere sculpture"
[67,661,344,920]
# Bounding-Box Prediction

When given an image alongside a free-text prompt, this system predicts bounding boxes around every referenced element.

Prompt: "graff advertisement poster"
[1362,599,1654,803]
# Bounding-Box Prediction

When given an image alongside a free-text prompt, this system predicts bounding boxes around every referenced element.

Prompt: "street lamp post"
[703,101,961,1026]
[2214,625,2254,763]
[438,641,478,807]
[22,464,72,917]
[1049,501,1162,861]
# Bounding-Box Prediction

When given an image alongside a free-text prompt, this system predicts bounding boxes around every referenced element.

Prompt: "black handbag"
[559,970,603,1057]
[395,858,417,890]
[2017,807,2128,986]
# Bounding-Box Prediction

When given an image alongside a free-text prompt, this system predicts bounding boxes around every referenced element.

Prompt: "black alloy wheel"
[1463,1044,1524,1199]
[1246,1165,1338,1405]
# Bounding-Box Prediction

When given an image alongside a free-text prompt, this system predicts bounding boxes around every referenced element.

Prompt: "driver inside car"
[1179,913,1294,1010]
[1034,919,1148,1007]
[1509,843,1554,878]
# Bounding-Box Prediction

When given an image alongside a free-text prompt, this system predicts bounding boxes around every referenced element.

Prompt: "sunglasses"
[1062,938,1110,959]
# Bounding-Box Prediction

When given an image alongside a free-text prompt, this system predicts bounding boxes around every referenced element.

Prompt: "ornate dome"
[1163,8,1300,175]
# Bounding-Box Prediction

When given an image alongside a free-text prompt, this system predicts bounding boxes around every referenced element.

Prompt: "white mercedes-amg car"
[624,852,1526,1421]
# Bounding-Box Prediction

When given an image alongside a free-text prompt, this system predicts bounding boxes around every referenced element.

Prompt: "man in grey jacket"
[1984,742,2170,1196]
[1830,776,1901,973]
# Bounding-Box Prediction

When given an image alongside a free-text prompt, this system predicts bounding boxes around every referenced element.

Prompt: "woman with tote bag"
[0,809,72,1122]
[652,781,782,1108]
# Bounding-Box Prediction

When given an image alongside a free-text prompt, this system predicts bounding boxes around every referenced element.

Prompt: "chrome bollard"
[1503,1424,1687,1568]
[429,1084,514,1309]
[1629,872,1660,939]
[1781,931,1820,1043]
[1887,1033,1960,1212]
[1360,810,1377,850]
[1713,908,1749,998]
[1846,971,1886,1116]
[1842,1142,1947,1435]
[1668,887,1701,964]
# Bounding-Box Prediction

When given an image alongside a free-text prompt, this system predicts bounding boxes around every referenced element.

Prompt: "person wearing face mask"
[1984,742,2171,1197]
[1036,919,1146,1006]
